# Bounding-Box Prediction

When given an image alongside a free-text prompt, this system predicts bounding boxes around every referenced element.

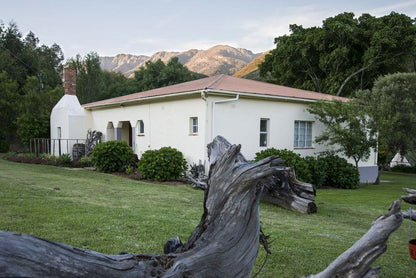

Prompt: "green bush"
[391,164,416,174]
[91,141,135,173]
[79,156,93,167]
[39,153,58,165]
[254,148,359,189]
[57,153,72,167]
[303,156,327,188]
[255,148,312,182]
[317,153,360,189]
[138,147,187,181]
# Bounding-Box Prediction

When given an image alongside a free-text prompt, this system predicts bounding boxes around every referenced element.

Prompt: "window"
[137,120,144,135]
[259,118,269,147]
[190,117,198,135]
[294,121,312,148]
[57,127,62,139]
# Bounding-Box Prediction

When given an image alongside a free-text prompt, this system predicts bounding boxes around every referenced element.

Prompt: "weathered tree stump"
[261,167,317,214]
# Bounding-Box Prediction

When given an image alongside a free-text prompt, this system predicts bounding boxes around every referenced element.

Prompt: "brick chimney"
[63,65,76,95]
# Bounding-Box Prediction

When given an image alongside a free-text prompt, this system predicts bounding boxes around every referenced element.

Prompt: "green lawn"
[1,157,416,277]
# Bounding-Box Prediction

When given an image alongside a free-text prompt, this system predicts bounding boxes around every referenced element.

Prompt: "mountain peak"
[99,45,261,78]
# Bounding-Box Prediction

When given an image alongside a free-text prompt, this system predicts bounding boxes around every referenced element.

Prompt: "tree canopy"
[307,100,377,169]
[0,22,64,148]
[357,72,416,165]
[259,12,416,97]
[69,54,200,105]
[133,57,199,91]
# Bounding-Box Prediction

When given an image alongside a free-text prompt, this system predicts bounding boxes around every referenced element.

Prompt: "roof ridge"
[205,74,226,89]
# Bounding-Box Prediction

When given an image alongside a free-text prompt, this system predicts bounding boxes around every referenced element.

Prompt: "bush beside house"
[138,147,187,182]
[91,141,136,173]
[255,148,360,189]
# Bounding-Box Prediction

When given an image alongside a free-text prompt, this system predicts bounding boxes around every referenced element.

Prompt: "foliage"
[0,137,10,153]
[357,72,416,164]
[316,153,360,189]
[255,148,311,182]
[134,57,198,91]
[79,156,93,167]
[303,156,327,188]
[255,148,359,188]
[0,22,64,147]
[56,153,72,167]
[138,147,187,181]
[259,12,416,97]
[390,165,416,174]
[307,100,377,169]
[91,140,136,173]
[68,52,105,104]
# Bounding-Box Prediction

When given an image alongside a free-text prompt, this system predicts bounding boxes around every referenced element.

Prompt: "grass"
[1,157,416,277]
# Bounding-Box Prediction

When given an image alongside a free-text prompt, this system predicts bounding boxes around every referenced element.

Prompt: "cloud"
[367,0,416,15]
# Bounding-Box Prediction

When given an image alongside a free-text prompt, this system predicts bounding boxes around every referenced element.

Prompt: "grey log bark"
[0,136,287,277]
[305,199,403,278]
[261,168,317,214]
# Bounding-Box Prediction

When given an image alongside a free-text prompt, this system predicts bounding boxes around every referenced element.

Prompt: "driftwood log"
[0,136,413,277]
[261,166,317,214]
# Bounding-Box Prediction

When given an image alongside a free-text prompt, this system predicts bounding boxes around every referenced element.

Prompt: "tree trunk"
[0,136,288,277]
[261,168,317,214]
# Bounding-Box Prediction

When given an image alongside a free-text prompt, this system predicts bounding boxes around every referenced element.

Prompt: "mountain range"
[99,45,264,78]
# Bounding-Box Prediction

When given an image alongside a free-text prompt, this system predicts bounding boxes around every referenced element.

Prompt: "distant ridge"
[233,50,271,79]
[99,45,261,78]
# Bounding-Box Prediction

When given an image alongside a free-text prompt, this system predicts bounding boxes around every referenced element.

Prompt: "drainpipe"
[211,94,240,140]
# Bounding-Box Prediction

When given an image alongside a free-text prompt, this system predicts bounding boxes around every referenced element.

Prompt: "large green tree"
[68,52,106,104]
[357,72,416,165]
[134,57,198,91]
[0,21,64,148]
[307,100,377,169]
[259,12,416,97]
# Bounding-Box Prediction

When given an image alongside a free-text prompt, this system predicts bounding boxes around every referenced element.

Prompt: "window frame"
[294,120,313,149]
[137,120,145,136]
[259,118,269,147]
[189,117,198,135]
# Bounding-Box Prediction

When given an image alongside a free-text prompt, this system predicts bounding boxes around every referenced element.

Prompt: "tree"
[259,12,416,97]
[357,72,416,165]
[134,57,198,91]
[16,76,63,145]
[307,100,377,169]
[0,21,64,148]
[68,52,105,104]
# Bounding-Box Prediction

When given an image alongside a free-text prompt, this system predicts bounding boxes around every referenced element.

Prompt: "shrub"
[79,156,93,168]
[391,164,416,174]
[91,140,135,173]
[255,148,312,182]
[303,156,327,188]
[39,153,58,165]
[318,153,360,189]
[57,153,72,167]
[138,147,187,181]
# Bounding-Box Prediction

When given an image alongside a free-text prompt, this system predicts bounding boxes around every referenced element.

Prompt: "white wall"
[50,95,86,155]
[87,97,207,165]
[211,96,377,167]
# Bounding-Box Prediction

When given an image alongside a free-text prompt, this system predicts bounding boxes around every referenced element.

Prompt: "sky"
[2,0,416,60]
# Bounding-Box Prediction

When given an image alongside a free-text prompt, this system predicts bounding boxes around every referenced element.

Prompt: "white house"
[51,71,378,182]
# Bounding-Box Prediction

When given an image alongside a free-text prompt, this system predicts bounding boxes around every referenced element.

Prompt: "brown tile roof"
[83,74,348,108]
